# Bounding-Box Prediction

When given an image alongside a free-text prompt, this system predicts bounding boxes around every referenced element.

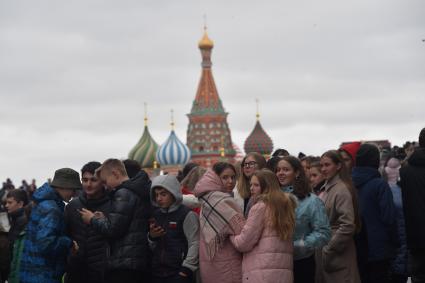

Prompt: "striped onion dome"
[128,126,159,168]
[156,130,191,166]
[244,120,273,155]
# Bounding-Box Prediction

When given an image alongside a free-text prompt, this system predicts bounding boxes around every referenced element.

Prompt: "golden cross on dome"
[170,109,175,130]
[256,98,260,121]
[144,102,148,126]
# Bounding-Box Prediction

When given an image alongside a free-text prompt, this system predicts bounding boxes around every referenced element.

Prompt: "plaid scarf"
[199,191,245,260]
[193,169,245,260]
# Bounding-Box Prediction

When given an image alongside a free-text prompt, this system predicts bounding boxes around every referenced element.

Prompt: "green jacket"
[8,231,25,283]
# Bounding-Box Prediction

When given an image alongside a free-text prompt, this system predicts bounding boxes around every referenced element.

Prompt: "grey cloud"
[1,0,425,183]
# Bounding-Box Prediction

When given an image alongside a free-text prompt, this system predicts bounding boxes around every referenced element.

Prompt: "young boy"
[79,158,151,283]
[20,168,81,283]
[6,189,28,242]
[149,174,199,283]
[64,161,110,283]
[5,189,29,283]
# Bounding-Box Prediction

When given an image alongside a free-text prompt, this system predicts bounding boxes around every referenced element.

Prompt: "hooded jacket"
[64,191,111,283]
[20,183,72,283]
[149,175,199,278]
[91,170,151,271]
[352,166,398,261]
[400,148,425,250]
[193,170,244,283]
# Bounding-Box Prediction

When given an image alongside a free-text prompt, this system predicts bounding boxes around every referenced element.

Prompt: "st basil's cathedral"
[128,28,273,175]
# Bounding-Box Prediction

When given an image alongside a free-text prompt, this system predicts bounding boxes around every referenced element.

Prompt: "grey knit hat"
[50,168,82,190]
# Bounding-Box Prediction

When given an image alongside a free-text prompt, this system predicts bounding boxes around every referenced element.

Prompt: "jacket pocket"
[322,248,345,273]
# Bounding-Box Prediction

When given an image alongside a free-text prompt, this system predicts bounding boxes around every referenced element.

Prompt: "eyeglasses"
[243,161,257,168]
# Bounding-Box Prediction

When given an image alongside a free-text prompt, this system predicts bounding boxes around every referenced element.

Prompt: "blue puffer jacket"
[282,187,331,260]
[20,183,72,283]
[352,167,398,262]
[389,183,408,276]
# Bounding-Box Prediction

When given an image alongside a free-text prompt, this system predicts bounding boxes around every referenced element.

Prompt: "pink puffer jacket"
[231,202,294,283]
[199,235,242,283]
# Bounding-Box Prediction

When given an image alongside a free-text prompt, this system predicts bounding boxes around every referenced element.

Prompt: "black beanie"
[356,144,380,169]
[419,127,425,148]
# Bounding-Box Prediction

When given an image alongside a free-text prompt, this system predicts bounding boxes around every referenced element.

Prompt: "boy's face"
[100,170,122,191]
[82,172,104,198]
[154,187,175,208]
[56,188,77,202]
[5,197,24,214]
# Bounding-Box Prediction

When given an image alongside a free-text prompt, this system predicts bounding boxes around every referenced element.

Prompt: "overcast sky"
[1,0,424,184]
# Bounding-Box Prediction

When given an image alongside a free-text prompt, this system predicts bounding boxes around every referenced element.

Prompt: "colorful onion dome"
[128,125,159,168]
[244,120,274,155]
[156,130,191,166]
[198,29,214,49]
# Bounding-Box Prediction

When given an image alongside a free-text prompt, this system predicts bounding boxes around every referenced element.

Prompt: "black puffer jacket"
[8,208,28,243]
[91,171,152,271]
[400,148,425,250]
[64,192,110,283]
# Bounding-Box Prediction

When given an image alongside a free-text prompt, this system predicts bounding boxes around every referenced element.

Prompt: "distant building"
[244,103,273,157]
[156,114,191,176]
[186,28,236,167]
[128,109,160,176]
[129,28,276,171]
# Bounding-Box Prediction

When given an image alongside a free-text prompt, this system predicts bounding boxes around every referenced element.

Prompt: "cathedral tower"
[186,28,236,167]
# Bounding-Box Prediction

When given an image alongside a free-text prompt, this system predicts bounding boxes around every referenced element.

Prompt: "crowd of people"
[0,127,424,283]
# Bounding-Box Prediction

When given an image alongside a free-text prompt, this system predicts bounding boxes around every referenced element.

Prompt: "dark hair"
[266,156,281,172]
[81,161,102,176]
[420,127,425,148]
[390,146,406,161]
[272,148,289,157]
[212,162,236,176]
[321,150,361,233]
[237,152,267,199]
[123,159,141,178]
[310,160,322,169]
[6,189,29,206]
[403,141,413,150]
[178,162,199,182]
[278,156,311,199]
[300,155,317,165]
